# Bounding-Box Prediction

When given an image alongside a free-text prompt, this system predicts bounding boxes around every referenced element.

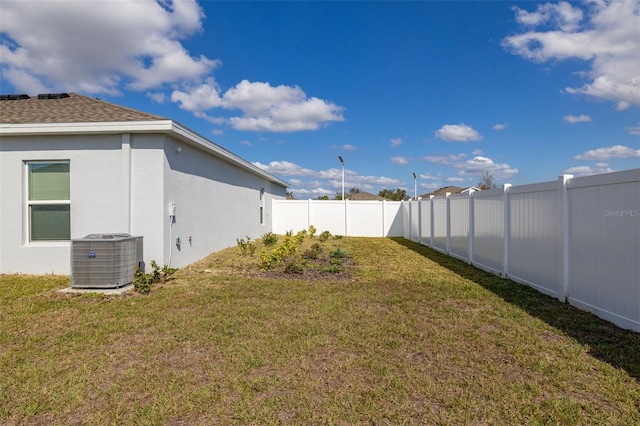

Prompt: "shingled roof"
[0,93,166,124]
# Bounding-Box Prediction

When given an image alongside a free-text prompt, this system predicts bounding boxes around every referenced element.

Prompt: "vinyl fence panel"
[432,196,448,253]
[566,170,640,331]
[507,181,561,298]
[471,189,505,275]
[349,201,384,237]
[449,194,470,261]
[419,198,431,244]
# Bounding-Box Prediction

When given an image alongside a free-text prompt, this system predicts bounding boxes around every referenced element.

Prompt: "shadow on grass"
[391,237,640,382]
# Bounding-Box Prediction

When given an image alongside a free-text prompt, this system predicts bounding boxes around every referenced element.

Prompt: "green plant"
[261,232,278,246]
[285,229,294,237]
[284,258,306,274]
[236,236,257,256]
[318,230,331,242]
[133,261,177,294]
[302,243,323,260]
[133,266,152,294]
[259,236,300,270]
[308,225,317,238]
[294,229,307,245]
[333,234,343,240]
[321,265,343,273]
[330,247,349,259]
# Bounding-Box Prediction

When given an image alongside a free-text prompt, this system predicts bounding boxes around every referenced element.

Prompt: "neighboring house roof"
[0,93,288,188]
[350,191,388,201]
[419,185,481,198]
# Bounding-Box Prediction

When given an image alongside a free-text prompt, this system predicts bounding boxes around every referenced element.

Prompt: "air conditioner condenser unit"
[71,234,144,289]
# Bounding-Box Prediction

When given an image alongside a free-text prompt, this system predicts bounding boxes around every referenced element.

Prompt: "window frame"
[25,160,71,242]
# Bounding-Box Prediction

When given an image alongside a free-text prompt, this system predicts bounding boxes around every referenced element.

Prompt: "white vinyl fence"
[273,169,639,332]
[273,199,404,237]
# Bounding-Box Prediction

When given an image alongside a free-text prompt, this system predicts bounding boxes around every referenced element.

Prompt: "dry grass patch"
[1,237,639,424]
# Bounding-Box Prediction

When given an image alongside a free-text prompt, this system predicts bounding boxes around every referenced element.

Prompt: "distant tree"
[334,187,362,200]
[316,195,330,200]
[286,191,295,199]
[378,188,409,201]
[478,171,497,190]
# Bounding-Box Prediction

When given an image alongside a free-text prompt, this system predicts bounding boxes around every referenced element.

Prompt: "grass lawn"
[1,237,639,424]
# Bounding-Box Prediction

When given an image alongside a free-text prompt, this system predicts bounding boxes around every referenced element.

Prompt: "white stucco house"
[0,93,288,274]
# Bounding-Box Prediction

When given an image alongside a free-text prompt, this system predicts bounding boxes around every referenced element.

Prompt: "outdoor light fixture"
[413,172,417,200]
[338,156,345,201]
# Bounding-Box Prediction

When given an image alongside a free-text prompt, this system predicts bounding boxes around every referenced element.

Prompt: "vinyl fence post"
[430,195,435,248]
[560,174,573,302]
[445,192,451,254]
[468,189,475,265]
[417,197,422,245]
[502,183,512,278]
[308,198,312,230]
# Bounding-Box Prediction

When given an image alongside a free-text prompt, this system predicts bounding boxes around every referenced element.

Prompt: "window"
[27,161,70,241]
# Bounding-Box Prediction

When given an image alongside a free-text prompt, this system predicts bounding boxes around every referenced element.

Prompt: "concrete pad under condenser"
[58,284,134,295]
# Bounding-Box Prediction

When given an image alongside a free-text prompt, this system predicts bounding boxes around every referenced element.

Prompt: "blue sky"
[1,0,638,198]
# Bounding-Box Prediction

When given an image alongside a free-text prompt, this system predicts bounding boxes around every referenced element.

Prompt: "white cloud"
[574,145,640,160]
[455,156,519,181]
[563,164,615,177]
[435,124,483,142]
[564,114,592,124]
[625,124,640,135]
[423,153,467,165]
[390,138,403,147]
[341,144,358,151]
[239,140,252,146]
[222,80,345,132]
[446,177,465,183]
[471,149,483,156]
[391,156,409,165]
[492,123,508,130]
[147,92,166,103]
[0,0,216,95]
[419,182,441,190]
[513,1,583,32]
[419,173,441,180]
[503,0,640,110]
[171,78,222,111]
[252,160,316,177]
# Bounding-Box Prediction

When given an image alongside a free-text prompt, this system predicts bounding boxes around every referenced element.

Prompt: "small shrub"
[333,234,343,240]
[318,230,331,242]
[134,261,177,294]
[284,258,306,274]
[133,266,152,294]
[261,232,278,246]
[330,247,349,259]
[285,229,294,237]
[308,225,317,238]
[259,235,299,270]
[321,265,343,274]
[295,229,307,245]
[237,236,257,256]
[302,243,323,259]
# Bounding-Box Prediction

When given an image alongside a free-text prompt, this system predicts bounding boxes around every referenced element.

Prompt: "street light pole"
[413,172,417,200]
[338,156,345,201]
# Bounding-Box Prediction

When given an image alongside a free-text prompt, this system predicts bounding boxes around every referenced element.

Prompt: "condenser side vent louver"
[71,234,143,289]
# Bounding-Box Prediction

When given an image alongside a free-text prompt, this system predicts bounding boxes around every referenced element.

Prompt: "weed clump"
[134,261,177,294]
